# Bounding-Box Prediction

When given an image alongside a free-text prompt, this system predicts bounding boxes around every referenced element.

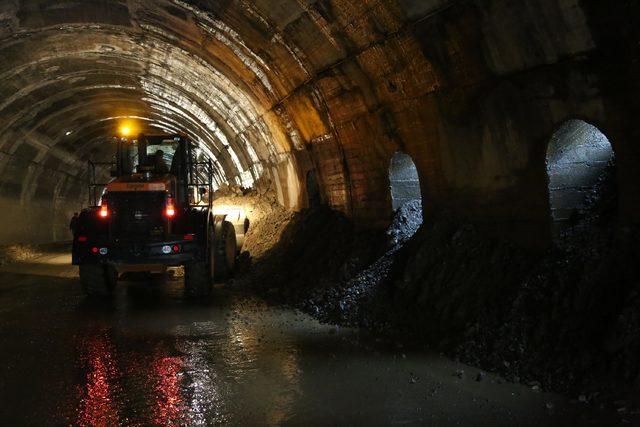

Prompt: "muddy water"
[0,251,615,425]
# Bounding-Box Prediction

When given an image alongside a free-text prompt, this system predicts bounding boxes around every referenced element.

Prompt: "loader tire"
[80,264,117,297]
[214,220,237,281]
[184,224,214,298]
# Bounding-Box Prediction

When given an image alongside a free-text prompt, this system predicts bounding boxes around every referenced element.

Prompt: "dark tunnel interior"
[0,0,639,425]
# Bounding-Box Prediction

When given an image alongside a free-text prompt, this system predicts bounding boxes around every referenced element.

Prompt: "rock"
[386,200,423,246]
[528,380,541,391]
[614,400,627,408]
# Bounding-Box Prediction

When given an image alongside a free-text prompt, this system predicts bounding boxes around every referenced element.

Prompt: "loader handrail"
[88,160,116,207]
[185,158,213,209]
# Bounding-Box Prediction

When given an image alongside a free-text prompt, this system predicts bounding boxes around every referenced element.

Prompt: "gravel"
[236,164,640,411]
[0,244,45,265]
[386,163,640,405]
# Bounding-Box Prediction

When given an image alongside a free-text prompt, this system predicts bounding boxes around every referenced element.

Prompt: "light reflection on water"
[1,253,613,426]
[76,332,122,427]
[150,354,184,425]
[72,295,304,425]
[223,299,302,425]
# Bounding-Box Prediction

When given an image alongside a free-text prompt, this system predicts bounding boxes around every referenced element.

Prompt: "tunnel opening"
[546,120,615,238]
[388,152,422,211]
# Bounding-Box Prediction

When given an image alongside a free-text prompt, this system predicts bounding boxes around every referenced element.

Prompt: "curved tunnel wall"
[0,1,638,246]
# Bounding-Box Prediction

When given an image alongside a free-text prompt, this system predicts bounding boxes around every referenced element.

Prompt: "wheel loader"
[72,133,246,297]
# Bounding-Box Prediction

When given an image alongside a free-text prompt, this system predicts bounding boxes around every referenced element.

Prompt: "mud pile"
[395,223,640,402]
[239,199,423,331]
[240,168,640,402]
[0,244,44,265]
[242,206,386,297]
[213,186,294,260]
[223,185,386,295]
[389,165,640,400]
[302,200,423,327]
[386,199,423,246]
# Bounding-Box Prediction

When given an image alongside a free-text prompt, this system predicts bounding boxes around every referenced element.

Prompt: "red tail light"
[77,236,88,242]
[165,197,176,218]
[99,202,109,219]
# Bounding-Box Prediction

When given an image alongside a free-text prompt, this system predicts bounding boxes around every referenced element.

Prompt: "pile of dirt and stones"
[392,218,640,396]
[0,244,45,265]
[224,176,386,292]
[237,205,387,297]
[388,164,640,400]
[212,181,295,261]
[237,166,640,415]
[301,199,423,328]
[235,197,423,331]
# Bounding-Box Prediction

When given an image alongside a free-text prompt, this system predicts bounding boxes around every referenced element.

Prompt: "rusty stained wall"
[283,0,640,247]
[409,0,640,247]
[0,0,638,246]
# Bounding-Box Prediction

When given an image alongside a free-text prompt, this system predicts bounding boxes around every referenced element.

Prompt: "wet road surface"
[0,249,618,425]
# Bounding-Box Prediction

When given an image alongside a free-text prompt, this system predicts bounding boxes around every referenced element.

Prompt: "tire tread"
[79,264,116,297]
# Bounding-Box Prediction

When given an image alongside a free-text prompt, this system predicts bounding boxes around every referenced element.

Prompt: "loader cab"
[113,134,184,176]
[110,134,191,208]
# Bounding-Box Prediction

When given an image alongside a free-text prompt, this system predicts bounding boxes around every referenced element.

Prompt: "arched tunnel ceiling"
[2,0,637,248]
[1,0,441,245]
[0,0,333,190]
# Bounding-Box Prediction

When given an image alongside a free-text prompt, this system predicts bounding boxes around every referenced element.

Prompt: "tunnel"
[0,0,639,425]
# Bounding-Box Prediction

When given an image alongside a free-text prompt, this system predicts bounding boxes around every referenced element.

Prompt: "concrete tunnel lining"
[0,1,316,243]
[1,1,640,423]
[0,29,278,181]
[0,0,637,248]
